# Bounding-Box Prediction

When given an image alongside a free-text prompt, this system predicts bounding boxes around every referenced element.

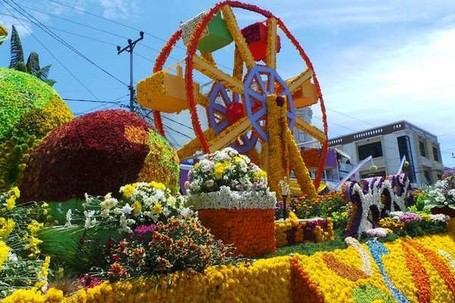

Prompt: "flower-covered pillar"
[267,94,290,194]
[266,94,316,198]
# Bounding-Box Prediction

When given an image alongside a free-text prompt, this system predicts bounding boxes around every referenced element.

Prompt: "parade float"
[1,2,455,302]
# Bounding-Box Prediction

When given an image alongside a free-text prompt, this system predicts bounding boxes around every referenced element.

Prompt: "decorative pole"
[279,177,291,220]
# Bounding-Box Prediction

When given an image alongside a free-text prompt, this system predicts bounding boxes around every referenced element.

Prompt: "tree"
[9,25,56,86]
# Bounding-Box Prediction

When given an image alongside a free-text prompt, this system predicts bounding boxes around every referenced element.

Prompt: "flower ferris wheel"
[137,1,328,196]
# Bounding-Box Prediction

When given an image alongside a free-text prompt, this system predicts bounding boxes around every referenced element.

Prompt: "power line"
[63,98,128,104]
[0,0,101,101]
[5,0,129,87]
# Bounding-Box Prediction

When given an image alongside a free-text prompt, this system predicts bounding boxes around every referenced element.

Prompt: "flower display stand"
[197,208,276,257]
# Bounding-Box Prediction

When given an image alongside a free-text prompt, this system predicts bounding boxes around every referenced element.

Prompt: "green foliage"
[0,68,73,191]
[8,25,56,86]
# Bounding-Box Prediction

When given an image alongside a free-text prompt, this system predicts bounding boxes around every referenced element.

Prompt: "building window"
[433,146,440,162]
[419,141,426,157]
[424,170,432,184]
[358,141,383,160]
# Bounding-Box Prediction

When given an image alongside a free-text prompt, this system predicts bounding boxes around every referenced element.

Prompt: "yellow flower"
[152,203,163,215]
[253,170,267,181]
[0,217,15,239]
[150,181,166,191]
[0,240,9,268]
[5,196,15,211]
[121,184,136,199]
[214,162,227,179]
[28,220,43,235]
[132,200,142,216]
[10,186,20,198]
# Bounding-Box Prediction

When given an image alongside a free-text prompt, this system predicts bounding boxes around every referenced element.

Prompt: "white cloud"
[97,0,136,19]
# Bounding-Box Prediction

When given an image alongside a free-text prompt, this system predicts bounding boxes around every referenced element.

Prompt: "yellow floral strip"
[287,69,313,93]
[295,116,326,143]
[200,51,217,68]
[286,128,317,198]
[266,17,277,69]
[221,5,255,69]
[193,54,244,94]
[232,47,243,81]
[177,128,216,159]
[266,94,287,194]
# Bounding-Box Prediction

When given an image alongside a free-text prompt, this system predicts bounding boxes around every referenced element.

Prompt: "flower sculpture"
[0,68,74,192]
[19,109,180,203]
[186,147,276,257]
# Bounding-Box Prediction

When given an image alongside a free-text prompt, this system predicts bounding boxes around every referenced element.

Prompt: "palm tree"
[9,25,56,86]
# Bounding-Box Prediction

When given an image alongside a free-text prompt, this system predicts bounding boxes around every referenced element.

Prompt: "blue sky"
[1,0,455,167]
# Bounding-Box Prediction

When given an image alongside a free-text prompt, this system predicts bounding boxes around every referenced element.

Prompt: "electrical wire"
[0,0,101,101]
[5,0,129,87]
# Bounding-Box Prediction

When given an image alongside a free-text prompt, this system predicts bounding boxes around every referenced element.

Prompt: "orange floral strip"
[321,253,369,282]
[406,239,455,296]
[197,208,276,257]
[290,256,325,303]
[402,242,431,303]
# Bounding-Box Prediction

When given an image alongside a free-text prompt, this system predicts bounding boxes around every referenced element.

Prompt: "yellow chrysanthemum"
[0,217,15,239]
[150,181,166,191]
[5,196,15,211]
[10,186,20,198]
[28,220,43,235]
[253,170,267,181]
[152,203,163,215]
[132,200,142,216]
[121,184,136,199]
[214,162,228,179]
[0,240,9,268]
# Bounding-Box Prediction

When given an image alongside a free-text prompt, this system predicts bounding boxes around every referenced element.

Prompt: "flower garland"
[402,242,431,303]
[152,29,182,136]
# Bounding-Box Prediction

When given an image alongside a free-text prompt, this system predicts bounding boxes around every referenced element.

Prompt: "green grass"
[267,229,347,258]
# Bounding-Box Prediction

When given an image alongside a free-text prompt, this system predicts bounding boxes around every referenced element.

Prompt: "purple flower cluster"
[398,212,422,224]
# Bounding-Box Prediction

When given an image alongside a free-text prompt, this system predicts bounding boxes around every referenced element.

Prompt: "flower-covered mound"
[19,109,180,202]
[422,173,455,213]
[3,234,455,302]
[0,68,74,192]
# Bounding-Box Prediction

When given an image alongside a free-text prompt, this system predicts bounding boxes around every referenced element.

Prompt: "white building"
[328,121,444,185]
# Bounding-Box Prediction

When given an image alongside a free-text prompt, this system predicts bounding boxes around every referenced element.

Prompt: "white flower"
[100,208,110,218]
[84,210,97,229]
[8,252,18,262]
[154,190,165,201]
[121,203,134,215]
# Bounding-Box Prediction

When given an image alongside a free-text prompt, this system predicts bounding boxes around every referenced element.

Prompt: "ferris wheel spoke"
[193,54,244,94]
[266,17,278,69]
[233,47,244,81]
[208,116,251,152]
[287,69,313,93]
[221,5,255,70]
[295,116,326,143]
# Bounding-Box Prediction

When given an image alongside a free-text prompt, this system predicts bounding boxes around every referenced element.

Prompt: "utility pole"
[117,31,144,112]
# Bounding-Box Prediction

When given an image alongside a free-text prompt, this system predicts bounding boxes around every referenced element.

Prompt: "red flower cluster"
[19,110,151,202]
[322,253,368,282]
[197,208,276,257]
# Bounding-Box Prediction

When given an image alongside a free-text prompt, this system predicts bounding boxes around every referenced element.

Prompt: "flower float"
[422,173,455,217]
[186,147,276,257]
[0,68,74,192]
[19,109,180,204]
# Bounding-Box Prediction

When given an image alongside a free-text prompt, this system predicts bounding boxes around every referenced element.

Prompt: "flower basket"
[192,192,276,258]
[188,189,276,257]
